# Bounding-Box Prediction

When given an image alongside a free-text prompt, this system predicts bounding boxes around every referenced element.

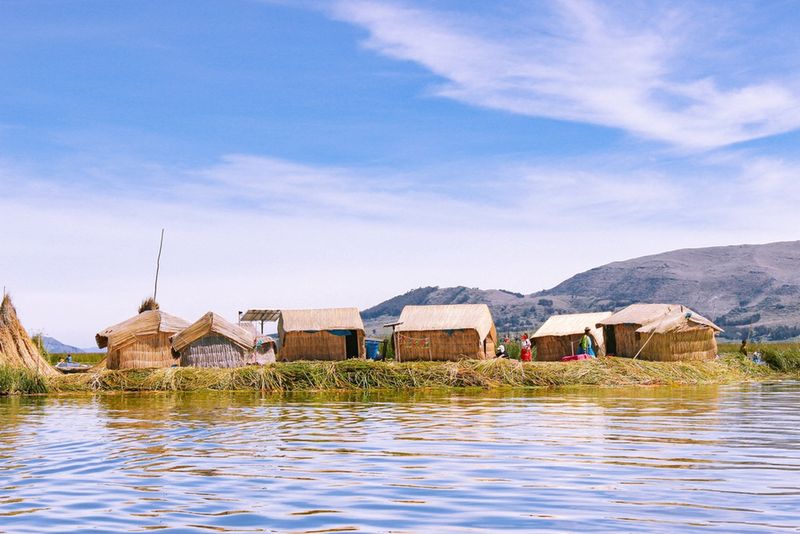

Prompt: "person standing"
[520,333,532,362]
[577,328,596,358]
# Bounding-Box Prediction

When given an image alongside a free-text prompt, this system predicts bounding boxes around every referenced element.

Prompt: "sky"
[2,0,800,346]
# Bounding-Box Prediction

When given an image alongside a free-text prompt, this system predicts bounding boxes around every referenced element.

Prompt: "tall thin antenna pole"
[153,228,165,301]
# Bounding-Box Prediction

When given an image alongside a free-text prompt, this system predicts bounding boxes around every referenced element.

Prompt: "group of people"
[495,328,598,360]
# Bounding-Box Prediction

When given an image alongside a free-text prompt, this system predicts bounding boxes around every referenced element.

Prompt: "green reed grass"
[42,355,779,394]
[0,366,49,395]
[2,354,791,396]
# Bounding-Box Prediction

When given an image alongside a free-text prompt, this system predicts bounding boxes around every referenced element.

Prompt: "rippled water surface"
[2,383,800,533]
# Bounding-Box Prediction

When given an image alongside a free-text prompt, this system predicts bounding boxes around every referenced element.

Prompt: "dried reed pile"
[0,294,56,376]
[41,354,780,394]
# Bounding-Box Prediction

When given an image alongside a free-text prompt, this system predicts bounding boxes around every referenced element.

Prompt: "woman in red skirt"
[520,333,532,362]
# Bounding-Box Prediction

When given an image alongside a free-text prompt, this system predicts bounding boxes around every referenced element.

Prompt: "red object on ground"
[520,348,532,362]
[561,354,592,362]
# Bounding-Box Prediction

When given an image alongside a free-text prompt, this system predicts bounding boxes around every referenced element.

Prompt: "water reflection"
[1,383,799,532]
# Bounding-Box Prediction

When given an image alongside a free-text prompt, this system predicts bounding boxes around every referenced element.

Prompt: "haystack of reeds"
[37,354,781,394]
[0,294,56,376]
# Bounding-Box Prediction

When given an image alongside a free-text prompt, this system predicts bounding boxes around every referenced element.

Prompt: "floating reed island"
[1,295,799,396]
[0,353,793,395]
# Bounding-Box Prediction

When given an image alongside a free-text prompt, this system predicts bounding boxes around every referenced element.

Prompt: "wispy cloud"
[326,0,800,149]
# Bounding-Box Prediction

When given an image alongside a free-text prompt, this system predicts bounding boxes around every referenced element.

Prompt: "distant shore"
[1,354,796,396]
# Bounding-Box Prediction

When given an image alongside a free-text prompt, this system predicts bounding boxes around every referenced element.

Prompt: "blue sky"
[2,0,800,345]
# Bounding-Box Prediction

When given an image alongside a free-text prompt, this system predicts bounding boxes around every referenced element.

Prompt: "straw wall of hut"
[172,312,255,368]
[636,328,718,362]
[394,304,497,362]
[278,308,365,362]
[395,328,491,361]
[178,335,247,368]
[97,309,189,370]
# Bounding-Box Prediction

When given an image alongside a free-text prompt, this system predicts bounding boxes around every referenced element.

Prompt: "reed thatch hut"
[171,312,255,368]
[277,308,365,361]
[531,312,613,361]
[597,303,722,361]
[0,294,57,376]
[96,309,190,370]
[393,304,497,361]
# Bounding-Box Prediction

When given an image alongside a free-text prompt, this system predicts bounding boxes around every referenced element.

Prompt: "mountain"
[42,336,104,354]
[362,241,800,341]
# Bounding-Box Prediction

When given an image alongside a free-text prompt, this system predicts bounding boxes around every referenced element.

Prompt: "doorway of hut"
[345,331,359,359]
[604,326,616,356]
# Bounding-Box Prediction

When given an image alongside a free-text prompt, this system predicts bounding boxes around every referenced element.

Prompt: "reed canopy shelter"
[171,312,255,368]
[393,304,497,361]
[531,312,613,361]
[277,308,365,361]
[597,303,723,361]
[96,310,190,370]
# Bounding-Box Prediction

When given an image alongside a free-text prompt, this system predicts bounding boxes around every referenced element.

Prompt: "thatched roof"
[96,309,190,349]
[0,294,57,376]
[598,303,722,334]
[395,304,496,341]
[532,312,612,339]
[171,312,255,352]
[279,308,365,333]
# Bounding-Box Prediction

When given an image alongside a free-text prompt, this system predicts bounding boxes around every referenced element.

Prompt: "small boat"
[55,362,92,374]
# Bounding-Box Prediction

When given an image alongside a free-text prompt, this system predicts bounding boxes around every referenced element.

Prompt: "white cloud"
[326,0,800,149]
[3,150,799,345]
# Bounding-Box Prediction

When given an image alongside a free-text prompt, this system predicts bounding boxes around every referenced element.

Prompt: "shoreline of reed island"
[2,352,799,396]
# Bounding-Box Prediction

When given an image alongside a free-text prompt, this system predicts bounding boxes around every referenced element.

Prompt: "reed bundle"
[21,354,780,395]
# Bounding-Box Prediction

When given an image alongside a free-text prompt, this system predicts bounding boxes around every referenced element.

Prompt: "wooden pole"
[153,228,165,301]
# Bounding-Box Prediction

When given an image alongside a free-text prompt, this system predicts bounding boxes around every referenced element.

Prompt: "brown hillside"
[0,294,57,376]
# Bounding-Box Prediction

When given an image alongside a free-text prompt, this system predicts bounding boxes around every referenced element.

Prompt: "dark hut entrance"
[604,326,617,356]
[345,331,359,359]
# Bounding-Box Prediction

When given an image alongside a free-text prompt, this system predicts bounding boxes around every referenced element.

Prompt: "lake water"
[1,383,799,533]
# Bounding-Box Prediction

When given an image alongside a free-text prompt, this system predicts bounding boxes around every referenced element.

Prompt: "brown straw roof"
[96,309,190,349]
[279,308,365,332]
[395,304,496,341]
[531,312,613,338]
[598,303,722,333]
[171,312,255,352]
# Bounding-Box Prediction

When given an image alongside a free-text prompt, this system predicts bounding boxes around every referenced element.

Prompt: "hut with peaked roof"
[597,303,723,361]
[531,312,613,361]
[393,304,497,361]
[171,312,255,368]
[96,309,190,370]
[277,308,365,361]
